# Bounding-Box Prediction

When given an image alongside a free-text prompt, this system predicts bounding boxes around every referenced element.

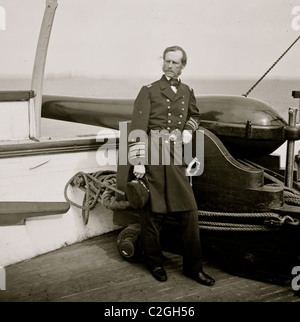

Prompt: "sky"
[0,0,300,80]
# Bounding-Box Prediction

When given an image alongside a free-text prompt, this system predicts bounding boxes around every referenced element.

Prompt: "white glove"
[185,157,201,176]
[133,164,146,179]
[182,130,192,144]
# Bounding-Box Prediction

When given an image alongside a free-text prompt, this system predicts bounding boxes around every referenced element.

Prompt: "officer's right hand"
[133,165,146,179]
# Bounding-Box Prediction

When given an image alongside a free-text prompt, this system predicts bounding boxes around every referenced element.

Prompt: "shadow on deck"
[0,230,299,302]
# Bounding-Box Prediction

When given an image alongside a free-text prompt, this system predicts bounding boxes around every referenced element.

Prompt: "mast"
[30,0,58,139]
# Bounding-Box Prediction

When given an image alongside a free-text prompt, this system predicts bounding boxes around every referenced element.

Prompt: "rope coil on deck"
[64,171,300,229]
[64,170,130,225]
[197,211,299,231]
[198,183,300,231]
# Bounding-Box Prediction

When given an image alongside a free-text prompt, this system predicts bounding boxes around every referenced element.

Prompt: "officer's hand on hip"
[182,130,192,144]
[133,165,146,179]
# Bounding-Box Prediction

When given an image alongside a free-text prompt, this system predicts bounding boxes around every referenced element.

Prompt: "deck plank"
[0,230,299,302]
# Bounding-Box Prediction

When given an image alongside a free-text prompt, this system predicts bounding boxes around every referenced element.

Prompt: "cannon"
[111,92,300,284]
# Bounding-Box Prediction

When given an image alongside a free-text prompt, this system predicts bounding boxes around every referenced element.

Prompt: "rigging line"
[243,35,300,97]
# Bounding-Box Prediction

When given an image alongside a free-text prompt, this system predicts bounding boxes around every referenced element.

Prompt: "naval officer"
[128,46,215,286]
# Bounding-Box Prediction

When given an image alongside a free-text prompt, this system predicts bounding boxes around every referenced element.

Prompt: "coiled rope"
[198,183,300,231]
[64,170,130,225]
[197,210,299,231]
[64,170,300,229]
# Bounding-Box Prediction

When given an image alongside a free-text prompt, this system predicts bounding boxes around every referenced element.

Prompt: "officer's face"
[163,50,185,79]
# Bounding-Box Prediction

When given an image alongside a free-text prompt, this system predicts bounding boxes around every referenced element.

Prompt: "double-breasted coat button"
[168,112,171,116]
[168,120,171,123]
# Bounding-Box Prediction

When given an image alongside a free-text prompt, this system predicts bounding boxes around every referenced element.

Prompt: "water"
[1,77,300,137]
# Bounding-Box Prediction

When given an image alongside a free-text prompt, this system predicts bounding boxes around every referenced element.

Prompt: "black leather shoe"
[151,267,167,282]
[185,271,215,286]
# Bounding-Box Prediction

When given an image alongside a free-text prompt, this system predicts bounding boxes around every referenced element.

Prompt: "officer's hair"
[163,46,187,66]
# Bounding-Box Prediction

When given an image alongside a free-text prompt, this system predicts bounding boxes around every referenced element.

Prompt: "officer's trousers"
[140,205,203,274]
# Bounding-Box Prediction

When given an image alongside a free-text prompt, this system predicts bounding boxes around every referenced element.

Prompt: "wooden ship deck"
[0,229,299,303]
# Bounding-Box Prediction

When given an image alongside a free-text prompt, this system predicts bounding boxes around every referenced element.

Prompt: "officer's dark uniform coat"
[129,75,201,214]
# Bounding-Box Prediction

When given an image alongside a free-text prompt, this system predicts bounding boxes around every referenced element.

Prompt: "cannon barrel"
[42,94,294,158]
